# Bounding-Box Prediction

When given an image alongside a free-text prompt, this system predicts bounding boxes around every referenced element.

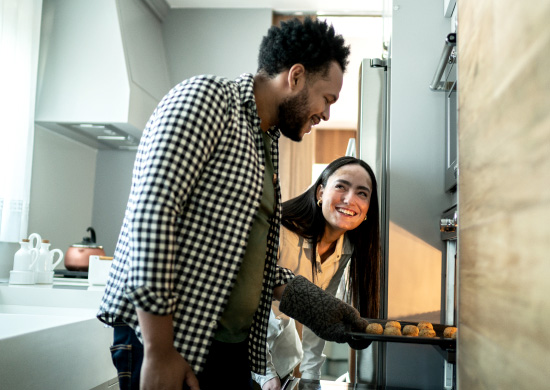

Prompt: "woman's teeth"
[337,208,356,216]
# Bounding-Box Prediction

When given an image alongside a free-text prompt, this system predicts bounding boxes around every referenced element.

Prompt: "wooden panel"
[279,131,315,202]
[272,13,316,27]
[458,0,550,388]
[315,129,357,164]
[279,128,356,202]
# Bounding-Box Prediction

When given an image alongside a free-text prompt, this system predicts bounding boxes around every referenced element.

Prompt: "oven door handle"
[430,33,457,91]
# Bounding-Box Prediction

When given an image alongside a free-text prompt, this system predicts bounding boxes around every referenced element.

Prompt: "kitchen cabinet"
[457,0,550,388]
[117,0,171,105]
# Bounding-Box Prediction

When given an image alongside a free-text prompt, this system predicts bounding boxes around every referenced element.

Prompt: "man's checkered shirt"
[97,73,295,375]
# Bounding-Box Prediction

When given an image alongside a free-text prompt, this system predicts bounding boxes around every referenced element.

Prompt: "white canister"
[88,255,114,286]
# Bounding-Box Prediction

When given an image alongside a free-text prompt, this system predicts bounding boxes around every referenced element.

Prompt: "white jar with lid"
[9,239,38,284]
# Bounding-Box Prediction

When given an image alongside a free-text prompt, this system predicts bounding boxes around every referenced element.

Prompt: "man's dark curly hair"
[257,17,350,79]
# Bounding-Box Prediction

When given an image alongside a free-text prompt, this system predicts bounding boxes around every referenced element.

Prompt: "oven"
[431,32,458,389]
[444,49,458,192]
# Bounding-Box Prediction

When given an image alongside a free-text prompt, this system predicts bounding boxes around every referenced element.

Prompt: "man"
[97,17,367,390]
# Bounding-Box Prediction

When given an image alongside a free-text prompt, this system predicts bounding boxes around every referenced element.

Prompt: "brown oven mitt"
[279,276,371,349]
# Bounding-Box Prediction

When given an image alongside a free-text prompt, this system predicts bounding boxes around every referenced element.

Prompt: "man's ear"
[288,64,306,90]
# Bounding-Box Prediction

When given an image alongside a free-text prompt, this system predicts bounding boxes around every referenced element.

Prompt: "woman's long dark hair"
[282,156,381,319]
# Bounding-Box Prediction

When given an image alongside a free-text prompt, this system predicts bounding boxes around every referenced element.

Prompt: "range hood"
[35,0,171,150]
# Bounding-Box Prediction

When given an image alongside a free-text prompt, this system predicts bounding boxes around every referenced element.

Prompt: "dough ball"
[366,323,383,335]
[443,327,458,338]
[419,328,436,338]
[384,326,402,336]
[385,321,401,330]
[402,325,419,337]
[417,321,433,330]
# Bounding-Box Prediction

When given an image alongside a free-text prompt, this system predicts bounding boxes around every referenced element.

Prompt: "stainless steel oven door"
[444,59,458,192]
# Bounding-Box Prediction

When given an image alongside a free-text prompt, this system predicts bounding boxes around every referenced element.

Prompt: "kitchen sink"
[0,283,104,340]
[0,282,116,389]
[0,281,103,309]
[0,312,89,339]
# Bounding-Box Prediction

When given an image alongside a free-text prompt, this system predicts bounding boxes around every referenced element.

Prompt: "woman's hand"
[279,276,368,344]
[262,376,282,390]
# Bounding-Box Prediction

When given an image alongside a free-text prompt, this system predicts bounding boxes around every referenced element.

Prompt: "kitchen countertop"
[0,281,117,389]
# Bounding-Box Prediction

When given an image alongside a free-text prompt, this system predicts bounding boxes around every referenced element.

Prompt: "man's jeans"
[111,323,253,390]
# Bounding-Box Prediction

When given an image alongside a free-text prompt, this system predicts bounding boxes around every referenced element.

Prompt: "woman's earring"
[317,199,322,207]
[364,215,368,221]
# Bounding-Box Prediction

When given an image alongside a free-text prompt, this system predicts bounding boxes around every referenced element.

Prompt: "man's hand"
[137,309,200,390]
[262,376,282,390]
[140,346,199,390]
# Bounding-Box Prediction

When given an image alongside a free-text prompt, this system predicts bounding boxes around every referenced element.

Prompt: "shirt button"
[210,320,217,328]
[225,280,231,286]
[240,241,246,247]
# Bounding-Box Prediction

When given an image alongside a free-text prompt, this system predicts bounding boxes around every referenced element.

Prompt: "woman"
[253,156,381,390]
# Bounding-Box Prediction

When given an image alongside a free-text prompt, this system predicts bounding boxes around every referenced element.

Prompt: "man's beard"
[277,87,310,142]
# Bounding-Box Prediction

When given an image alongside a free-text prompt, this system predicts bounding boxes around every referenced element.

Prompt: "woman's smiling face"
[316,163,373,236]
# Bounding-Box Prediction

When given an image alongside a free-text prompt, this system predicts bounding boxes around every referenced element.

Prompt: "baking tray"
[347,318,456,351]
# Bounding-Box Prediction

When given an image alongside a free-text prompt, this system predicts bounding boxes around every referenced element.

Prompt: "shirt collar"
[302,232,353,257]
[236,73,280,141]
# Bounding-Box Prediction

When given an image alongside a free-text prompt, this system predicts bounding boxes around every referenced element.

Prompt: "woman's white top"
[252,227,353,387]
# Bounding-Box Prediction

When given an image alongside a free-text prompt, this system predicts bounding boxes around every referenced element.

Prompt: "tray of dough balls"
[347,319,457,349]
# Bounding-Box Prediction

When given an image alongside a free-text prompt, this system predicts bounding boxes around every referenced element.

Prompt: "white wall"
[91,150,136,256]
[0,130,128,273]
[0,126,98,280]
[163,8,272,84]
[28,126,98,250]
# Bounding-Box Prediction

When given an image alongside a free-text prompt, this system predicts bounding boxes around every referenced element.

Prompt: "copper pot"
[64,227,106,271]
